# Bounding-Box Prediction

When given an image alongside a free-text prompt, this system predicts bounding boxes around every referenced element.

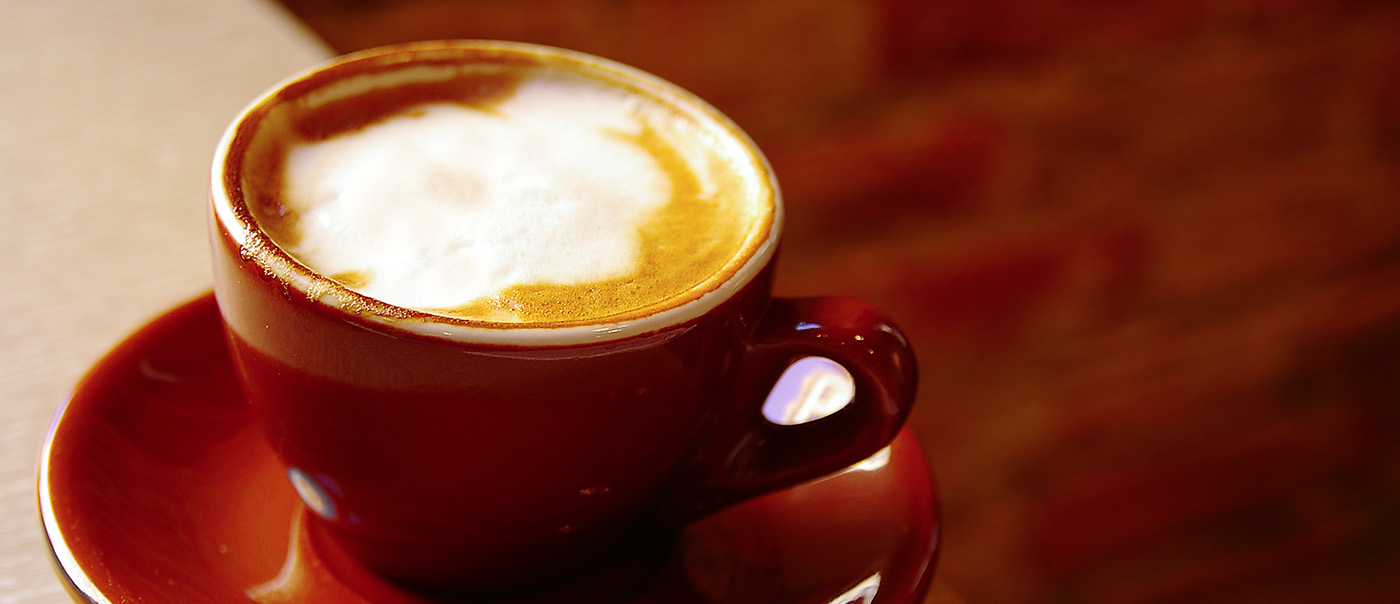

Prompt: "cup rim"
[210,40,782,346]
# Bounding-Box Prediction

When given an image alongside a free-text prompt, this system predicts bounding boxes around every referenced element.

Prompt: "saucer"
[39,294,940,604]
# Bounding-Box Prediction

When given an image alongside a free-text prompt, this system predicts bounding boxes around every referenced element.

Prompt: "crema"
[235,56,772,326]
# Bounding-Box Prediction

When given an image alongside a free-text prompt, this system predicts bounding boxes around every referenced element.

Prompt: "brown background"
[270,1,1400,602]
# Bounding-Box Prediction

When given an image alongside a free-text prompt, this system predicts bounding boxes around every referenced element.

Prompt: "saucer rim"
[39,372,106,604]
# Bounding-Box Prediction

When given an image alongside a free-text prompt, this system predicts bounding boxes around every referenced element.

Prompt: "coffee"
[229,47,774,327]
[210,42,916,594]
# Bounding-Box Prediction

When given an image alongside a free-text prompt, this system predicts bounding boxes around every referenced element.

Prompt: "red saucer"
[39,294,940,604]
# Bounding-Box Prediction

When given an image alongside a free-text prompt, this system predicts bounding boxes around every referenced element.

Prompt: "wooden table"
[0,1,325,601]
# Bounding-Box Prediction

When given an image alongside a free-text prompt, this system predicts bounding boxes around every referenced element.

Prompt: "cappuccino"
[208,44,916,594]
[230,45,774,328]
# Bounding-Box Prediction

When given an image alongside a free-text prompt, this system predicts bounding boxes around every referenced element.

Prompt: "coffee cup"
[209,40,917,596]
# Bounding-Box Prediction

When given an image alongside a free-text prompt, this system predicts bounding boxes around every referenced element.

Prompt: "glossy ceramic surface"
[39,294,939,603]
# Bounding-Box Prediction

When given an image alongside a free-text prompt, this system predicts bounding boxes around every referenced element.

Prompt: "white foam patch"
[280,79,672,315]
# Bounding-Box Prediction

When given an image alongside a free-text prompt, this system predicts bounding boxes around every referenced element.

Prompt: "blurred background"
[268,1,1400,602]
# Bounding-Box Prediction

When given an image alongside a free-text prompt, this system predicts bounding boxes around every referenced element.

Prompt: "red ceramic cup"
[209,41,916,596]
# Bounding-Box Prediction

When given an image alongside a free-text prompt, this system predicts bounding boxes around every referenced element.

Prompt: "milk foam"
[279,77,686,321]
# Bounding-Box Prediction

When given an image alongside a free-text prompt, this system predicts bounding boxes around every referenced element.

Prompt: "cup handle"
[661,296,918,522]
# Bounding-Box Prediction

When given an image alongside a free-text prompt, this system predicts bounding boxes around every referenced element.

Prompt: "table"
[0,1,326,601]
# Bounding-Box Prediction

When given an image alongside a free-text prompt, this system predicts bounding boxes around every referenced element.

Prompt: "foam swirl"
[256,68,759,324]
